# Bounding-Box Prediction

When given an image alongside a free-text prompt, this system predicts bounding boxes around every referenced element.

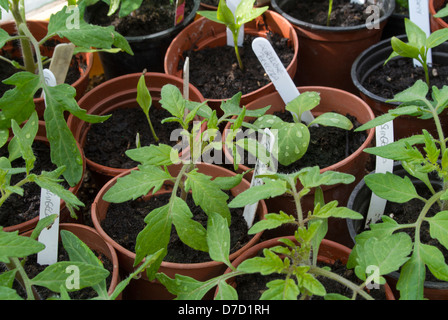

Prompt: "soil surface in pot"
[0,246,113,300]
[87,0,195,37]
[101,189,254,263]
[0,141,70,227]
[201,0,219,5]
[0,39,85,97]
[278,0,374,27]
[362,58,448,100]
[83,107,186,169]
[180,33,294,100]
[235,259,388,300]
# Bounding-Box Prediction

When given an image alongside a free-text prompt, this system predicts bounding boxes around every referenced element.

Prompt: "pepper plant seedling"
[102,84,271,279]
[349,80,448,300]
[156,167,379,300]
[136,71,159,144]
[197,0,268,71]
[0,1,133,187]
[384,18,448,87]
[434,3,448,18]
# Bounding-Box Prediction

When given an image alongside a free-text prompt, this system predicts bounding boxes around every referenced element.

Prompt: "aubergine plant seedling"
[197,0,268,71]
[101,83,271,279]
[247,91,353,167]
[384,18,448,87]
[347,80,448,300]
[0,0,133,188]
[155,167,384,300]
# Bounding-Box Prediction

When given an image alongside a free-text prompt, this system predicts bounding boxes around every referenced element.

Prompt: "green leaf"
[171,196,208,252]
[405,18,427,49]
[434,5,448,18]
[136,73,152,115]
[126,144,180,166]
[237,249,285,275]
[156,273,218,300]
[212,173,244,190]
[260,279,299,300]
[0,230,45,263]
[426,27,448,49]
[388,80,429,104]
[285,91,320,122]
[426,211,448,250]
[252,114,283,129]
[217,0,236,27]
[297,167,355,189]
[215,280,238,300]
[207,211,231,266]
[396,249,425,300]
[0,72,40,129]
[420,243,448,281]
[364,172,420,203]
[235,0,268,26]
[308,112,353,130]
[31,261,109,293]
[228,179,287,207]
[248,211,296,234]
[102,165,172,203]
[185,170,231,223]
[297,272,326,297]
[389,36,421,60]
[0,286,23,300]
[273,122,310,166]
[312,201,363,220]
[0,27,9,49]
[159,84,185,120]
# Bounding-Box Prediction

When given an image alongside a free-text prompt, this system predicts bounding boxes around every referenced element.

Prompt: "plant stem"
[145,113,159,143]
[233,32,244,71]
[310,265,374,300]
[10,0,36,73]
[0,176,30,207]
[326,0,333,27]
[7,257,37,300]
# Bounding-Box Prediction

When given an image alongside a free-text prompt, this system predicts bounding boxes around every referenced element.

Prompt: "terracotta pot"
[271,0,395,94]
[84,0,200,79]
[91,162,267,299]
[164,10,299,115]
[0,20,93,120]
[217,236,396,300]
[223,86,375,247]
[66,72,205,187]
[351,35,448,140]
[430,0,448,31]
[22,223,121,300]
[347,163,448,300]
[2,121,85,234]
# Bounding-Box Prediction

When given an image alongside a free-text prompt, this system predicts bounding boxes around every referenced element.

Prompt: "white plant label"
[243,128,275,227]
[409,0,432,66]
[227,0,244,47]
[252,37,315,124]
[49,43,75,85]
[38,68,61,265]
[365,121,394,228]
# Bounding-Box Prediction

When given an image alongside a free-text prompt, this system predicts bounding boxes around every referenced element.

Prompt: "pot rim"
[271,0,395,32]
[429,0,448,29]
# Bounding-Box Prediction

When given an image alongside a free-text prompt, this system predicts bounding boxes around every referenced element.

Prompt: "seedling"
[136,71,159,143]
[102,84,271,279]
[350,80,448,299]
[156,167,385,300]
[384,18,448,87]
[327,0,334,26]
[197,0,268,70]
[434,3,448,18]
[0,1,132,187]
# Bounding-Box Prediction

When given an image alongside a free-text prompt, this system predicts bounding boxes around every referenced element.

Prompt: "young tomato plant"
[0,1,133,187]
[248,91,353,167]
[197,0,268,71]
[102,83,270,279]
[384,18,448,87]
[156,167,378,300]
[348,80,448,300]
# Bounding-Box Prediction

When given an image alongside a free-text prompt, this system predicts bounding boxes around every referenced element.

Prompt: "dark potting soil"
[0,246,113,300]
[83,107,186,169]
[278,0,374,27]
[0,140,70,227]
[87,0,195,37]
[101,191,253,263]
[235,259,388,300]
[362,58,448,100]
[201,0,219,6]
[180,32,294,99]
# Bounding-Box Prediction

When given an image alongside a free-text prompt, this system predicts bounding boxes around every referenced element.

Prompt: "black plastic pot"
[347,162,448,300]
[351,35,448,140]
[270,0,395,93]
[381,12,408,40]
[84,0,200,79]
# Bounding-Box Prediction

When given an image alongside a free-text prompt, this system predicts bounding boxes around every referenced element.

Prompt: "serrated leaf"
[396,250,425,300]
[156,273,217,300]
[297,272,326,297]
[0,286,23,300]
[237,249,284,275]
[364,172,420,203]
[420,243,448,281]
[159,84,185,120]
[426,211,448,250]
[248,212,296,235]
[259,279,299,300]
[126,144,180,166]
[388,80,428,104]
[297,166,355,189]
[215,280,238,300]
[228,179,287,208]
[102,166,172,203]
[207,212,231,266]
[0,231,45,263]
